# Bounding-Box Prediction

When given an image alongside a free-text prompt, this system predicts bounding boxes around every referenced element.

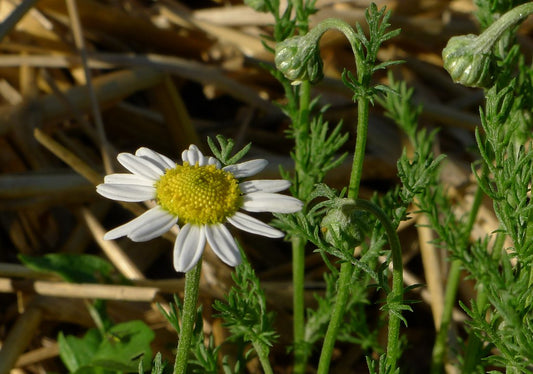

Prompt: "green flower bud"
[320,199,370,251]
[442,34,494,88]
[275,35,324,85]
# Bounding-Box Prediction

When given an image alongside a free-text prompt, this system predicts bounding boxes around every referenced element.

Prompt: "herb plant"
[21,0,533,373]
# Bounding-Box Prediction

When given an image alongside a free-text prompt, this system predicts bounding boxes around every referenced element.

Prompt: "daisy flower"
[96,145,302,273]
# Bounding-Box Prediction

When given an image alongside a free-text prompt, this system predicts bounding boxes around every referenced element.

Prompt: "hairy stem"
[291,0,312,363]
[317,93,370,374]
[304,18,364,64]
[292,236,307,374]
[174,260,202,374]
[474,2,533,53]
[348,95,370,199]
[356,199,404,369]
[317,261,353,374]
[253,341,274,374]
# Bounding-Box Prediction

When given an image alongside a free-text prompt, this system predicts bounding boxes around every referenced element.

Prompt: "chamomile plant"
[67,1,533,373]
[97,136,301,374]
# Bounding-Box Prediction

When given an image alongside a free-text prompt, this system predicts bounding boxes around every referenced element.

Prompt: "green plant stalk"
[253,341,274,374]
[431,181,485,373]
[315,16,370,367]
[291,235,307,374]
[297,81,311,134]
[290,0,312,364]
[174,260,202,374]
[357,199,404,369]
[317,92,370,374]
[291,72,312,374]
[316,261,353,374]
[284,16,368,374]
[473,2,533,54]
[317,197,405,373]
[303,18,363,65]
[348,94,369,200]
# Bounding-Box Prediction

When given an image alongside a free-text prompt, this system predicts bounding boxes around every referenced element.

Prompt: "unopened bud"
[442,34,494,88]
[275,35,324,85]
[320,199,370,251]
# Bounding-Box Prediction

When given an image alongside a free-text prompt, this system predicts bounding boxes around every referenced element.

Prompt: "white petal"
[103,207,176,241]
[127,208,178,241]
[183,149,198,165]
[103,173,155,186]
[241,193,303,213]
[135,147,175,170]
[173,224,206,273]
[96,184,155,202]
[104,211,153,240]
[117,153,165,179]
[181,144,207,166]
[227,212,284,238]
[198,154,211,166]
[223,159,268,178]
[239,179,291,194]
[205,224,241,267]
[207,157,221,169]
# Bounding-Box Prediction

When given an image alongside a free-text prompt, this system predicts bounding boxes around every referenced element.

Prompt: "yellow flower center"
[155,162,241,225]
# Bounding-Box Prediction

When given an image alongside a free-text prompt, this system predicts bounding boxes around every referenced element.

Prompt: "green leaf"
[19,253,118,284]
[92,320,155,372]
[207,136,223,161]
[207,135,251,166]
[226,142,252,165]
[59,321,154,373]
[58,329,101,372]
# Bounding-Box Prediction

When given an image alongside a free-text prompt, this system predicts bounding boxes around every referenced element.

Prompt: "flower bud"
[320,199,370,251]
[442,34,494,88]
[275,35,324,84]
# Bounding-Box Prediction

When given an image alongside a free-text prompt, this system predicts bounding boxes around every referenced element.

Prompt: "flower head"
[97,145,303,272]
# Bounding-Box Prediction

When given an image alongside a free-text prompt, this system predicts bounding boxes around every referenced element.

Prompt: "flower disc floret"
[155,162,241,225]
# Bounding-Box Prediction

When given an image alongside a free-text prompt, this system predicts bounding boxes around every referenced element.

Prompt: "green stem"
[292,236,307,374]
[303,18,364,66]
[317,199,404,373]
[297,81,311,134]
[474,2,533,53]
[317,261,354,374]
[356,199,404,369]
[348,96,370,200]
[317,94,371,374]
[316,16,371,368]
[291,1,312,364]
[291,73,312,374]
[253,341,275,374]
[431,180,485,373]
[174,260,202,374]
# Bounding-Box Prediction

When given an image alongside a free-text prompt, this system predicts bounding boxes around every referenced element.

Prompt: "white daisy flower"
[96,145,303,273]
